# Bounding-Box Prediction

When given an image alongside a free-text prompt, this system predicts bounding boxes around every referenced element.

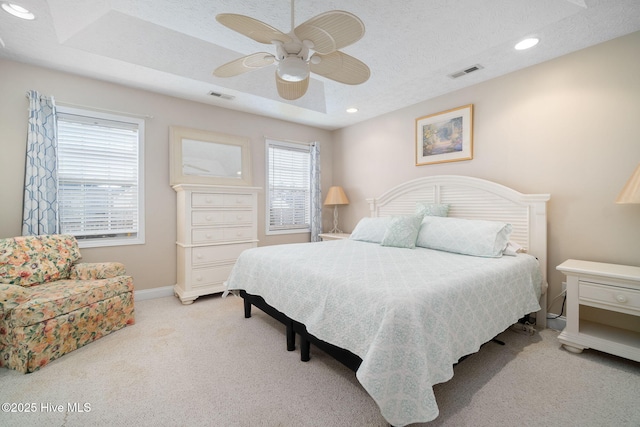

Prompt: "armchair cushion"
[1,276,133,331]
[0,235,81,287]
[70,262,127,280]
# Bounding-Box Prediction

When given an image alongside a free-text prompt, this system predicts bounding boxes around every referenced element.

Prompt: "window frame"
[56,106,145,248]
[265,139,312,236]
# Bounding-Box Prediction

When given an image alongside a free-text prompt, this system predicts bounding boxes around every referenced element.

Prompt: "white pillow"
[415,216,512,257]
[380,214,424,249]
[415,202,450,217]
[350,217,393,243]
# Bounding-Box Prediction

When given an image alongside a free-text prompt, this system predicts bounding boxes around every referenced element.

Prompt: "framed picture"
[415,104,473,166]
[169,126,252,186]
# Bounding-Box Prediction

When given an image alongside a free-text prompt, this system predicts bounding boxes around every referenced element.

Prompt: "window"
[56,106,144,247]
[266,139,311,234]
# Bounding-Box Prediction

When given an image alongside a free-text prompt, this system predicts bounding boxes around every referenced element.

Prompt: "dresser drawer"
[192,226,254,243]
[192,193,253,208]
[192,210,253,226]
[192,242,254,266]
[580,281,640,313]
[191,264,235,288]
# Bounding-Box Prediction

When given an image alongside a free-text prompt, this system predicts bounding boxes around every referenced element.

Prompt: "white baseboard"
[135,285,175,301]
[546,314,566,331]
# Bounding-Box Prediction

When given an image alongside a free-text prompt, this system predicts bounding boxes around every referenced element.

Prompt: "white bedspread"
[226,239,542,426]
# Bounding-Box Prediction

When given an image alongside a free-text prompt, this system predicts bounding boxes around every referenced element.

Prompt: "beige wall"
[332,31,640,314]
[0,59,334,291]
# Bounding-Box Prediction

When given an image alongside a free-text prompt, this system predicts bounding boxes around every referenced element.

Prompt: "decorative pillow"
[0,235,81,287]
[380,214,424,249]
[415,202,450,217]
[350,217,392,244]
[415,216,512,257]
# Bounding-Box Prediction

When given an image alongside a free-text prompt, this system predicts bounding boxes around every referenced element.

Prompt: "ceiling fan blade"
[294,11,365,55]
[213,53,275,77]
[275,73,309,100]
[310,51,370,85]
[216,14,292,44]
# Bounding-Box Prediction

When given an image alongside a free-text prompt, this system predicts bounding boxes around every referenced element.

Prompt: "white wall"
[0,59,334,291]
[332,31,640,315]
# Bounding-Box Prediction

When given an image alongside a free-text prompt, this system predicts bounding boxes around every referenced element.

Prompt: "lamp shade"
[616,163,640,204]
[324,186,349,205]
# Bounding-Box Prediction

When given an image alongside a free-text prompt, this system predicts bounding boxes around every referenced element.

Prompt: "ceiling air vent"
[448,64,484,79]
[208,91,234,100]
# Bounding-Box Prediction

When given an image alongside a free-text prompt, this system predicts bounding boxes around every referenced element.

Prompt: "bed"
[225,175,550,426]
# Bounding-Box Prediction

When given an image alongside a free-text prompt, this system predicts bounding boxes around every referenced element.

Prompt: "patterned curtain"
[309,141,322,242]
[22,90,59,236]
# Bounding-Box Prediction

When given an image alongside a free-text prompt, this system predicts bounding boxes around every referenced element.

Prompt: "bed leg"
[286,321,295,351]
[243,298,252,318]
[301,336,311,362]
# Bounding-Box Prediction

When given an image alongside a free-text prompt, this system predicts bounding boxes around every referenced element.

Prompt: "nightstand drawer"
[580,281,640,313]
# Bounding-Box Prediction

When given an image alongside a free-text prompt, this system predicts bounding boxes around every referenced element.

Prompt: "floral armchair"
[0,234,135,373]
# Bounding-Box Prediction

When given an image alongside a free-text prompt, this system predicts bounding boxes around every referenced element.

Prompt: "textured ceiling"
[1,0,639,130]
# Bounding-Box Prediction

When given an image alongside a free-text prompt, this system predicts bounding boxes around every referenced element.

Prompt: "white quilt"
[226,239,542,426]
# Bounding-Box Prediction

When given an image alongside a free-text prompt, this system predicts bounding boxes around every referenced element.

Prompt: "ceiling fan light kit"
[213,0,370,100]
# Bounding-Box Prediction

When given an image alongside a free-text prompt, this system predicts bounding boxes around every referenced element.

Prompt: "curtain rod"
[25,93,153,119]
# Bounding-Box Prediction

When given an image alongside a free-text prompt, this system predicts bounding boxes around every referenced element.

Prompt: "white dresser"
[173,184,260,304]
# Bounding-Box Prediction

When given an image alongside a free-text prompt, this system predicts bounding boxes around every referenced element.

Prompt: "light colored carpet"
[1,294,638,427]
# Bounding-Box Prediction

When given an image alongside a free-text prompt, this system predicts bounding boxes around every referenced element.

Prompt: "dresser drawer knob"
[196,276,203,282]
[205,233,212,239]
[196,253,203,259]
[615,294,628,303]
[237,215,243,220]
[206,215,213,221]
[237,231,243,236]
[205,198,213,204]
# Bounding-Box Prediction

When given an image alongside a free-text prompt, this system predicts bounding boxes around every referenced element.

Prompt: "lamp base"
[327,205,342,234]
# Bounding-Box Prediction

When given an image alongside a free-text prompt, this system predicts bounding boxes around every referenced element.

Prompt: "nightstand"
[318,233,351,241]
[556,259,640,362]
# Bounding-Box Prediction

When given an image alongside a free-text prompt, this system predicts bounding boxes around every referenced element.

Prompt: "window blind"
[57,112,141,240]
[267,140,311,232]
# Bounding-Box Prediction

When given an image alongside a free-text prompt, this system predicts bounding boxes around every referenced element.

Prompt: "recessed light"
[346,107,358,113]
[1,3,35,20]
[515,38,539,50]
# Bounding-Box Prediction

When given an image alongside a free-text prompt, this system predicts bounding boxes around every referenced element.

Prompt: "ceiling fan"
[213,0,370,100]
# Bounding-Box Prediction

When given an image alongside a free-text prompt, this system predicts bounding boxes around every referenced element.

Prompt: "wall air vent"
[448,64,484,79]
[208,91,235,100]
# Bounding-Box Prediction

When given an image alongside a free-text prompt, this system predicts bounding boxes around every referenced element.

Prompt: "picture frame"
[169,126,252,186]
[415,104,473,166]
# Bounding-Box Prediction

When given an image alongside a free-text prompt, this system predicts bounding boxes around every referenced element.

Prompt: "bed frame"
[240,175,550,368]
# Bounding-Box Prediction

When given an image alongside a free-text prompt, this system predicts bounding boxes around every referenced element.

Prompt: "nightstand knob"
[615,294,628,303]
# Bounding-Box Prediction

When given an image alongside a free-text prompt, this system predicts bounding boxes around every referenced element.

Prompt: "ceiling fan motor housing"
[277,56,310,82]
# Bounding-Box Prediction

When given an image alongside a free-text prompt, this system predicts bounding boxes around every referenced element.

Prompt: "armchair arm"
[69,262,127,280]
[0,284,31,314]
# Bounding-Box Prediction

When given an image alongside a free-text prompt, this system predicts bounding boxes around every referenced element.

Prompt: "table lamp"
[324,186,349,233]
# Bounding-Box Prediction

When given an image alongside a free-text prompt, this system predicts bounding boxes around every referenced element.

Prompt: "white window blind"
[266,140,311,233]
[56,107,144,247]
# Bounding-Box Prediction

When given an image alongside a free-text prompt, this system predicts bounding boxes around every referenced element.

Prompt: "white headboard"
[367,175,550,326]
